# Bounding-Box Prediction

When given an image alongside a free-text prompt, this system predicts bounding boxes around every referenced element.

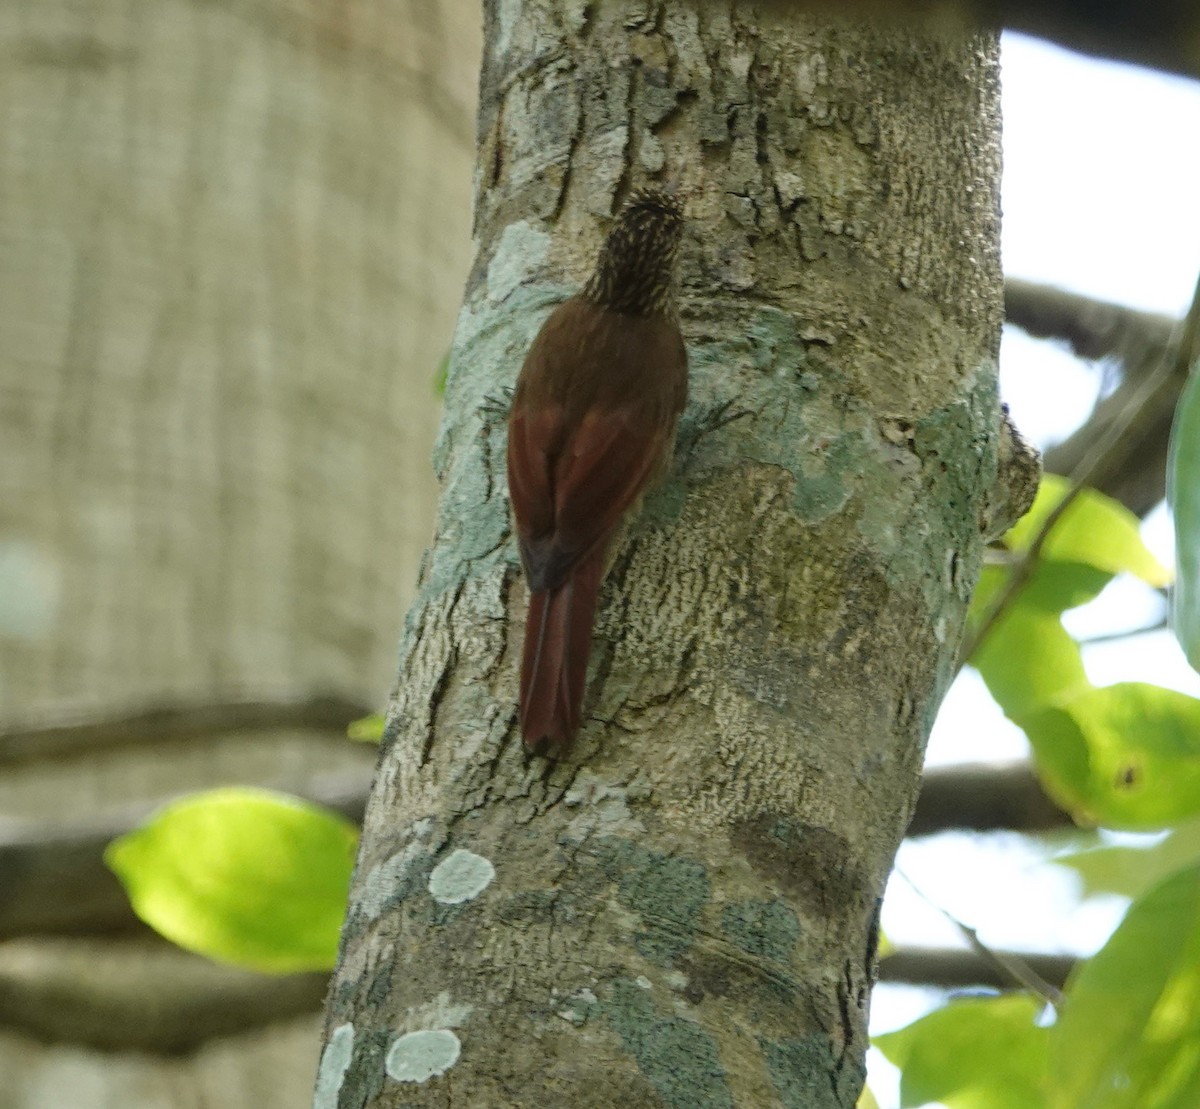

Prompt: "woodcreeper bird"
[506,188,689,751]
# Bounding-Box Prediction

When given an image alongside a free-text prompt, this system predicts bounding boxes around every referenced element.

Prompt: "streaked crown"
[584,188,684,317]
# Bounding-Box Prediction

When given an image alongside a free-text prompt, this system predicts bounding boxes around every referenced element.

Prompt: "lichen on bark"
[320,4,1005,1107]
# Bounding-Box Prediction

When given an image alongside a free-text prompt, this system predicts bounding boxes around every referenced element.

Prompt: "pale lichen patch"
[406,991,474,1030]
[492,0,520,61]
[313,1022,354,1109]
[562,770,647,839]
[359,818,436,918]
[385,1029,462,1083]
[556,986,597,1025]
[486,221,551,303]
[428,848,496,904]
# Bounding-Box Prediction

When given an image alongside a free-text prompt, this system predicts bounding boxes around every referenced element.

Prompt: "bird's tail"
[519,550,606,750]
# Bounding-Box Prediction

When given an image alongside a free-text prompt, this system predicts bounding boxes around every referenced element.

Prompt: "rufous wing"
[508,404,670,748]
[509,404,669,590]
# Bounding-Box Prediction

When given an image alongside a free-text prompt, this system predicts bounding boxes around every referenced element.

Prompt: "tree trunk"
[319,4,1006,1106]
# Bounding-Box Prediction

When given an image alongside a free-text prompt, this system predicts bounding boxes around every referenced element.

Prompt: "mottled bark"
[320,4,1007,1107]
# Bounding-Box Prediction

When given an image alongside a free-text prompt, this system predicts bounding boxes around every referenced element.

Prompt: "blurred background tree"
[0,0,479,1102]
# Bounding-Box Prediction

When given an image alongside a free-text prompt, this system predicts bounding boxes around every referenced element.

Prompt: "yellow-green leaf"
[105,787,357,973]
[1055,819,1200,900]
[1168,363,1200,669]
[1026,683,1200,830]
[1051,864,1200,1109]
[971,602,1089,723]
[434,350,450,396]
[970,561,1114,625]
[874,994,1049,1109]
[347,713,385,744]
[1005,475,1170,588]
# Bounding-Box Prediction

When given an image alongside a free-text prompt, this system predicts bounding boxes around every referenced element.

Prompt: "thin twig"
[961,269,1200,667]
[1076,617,1168,646]
[895,868,1064,1006]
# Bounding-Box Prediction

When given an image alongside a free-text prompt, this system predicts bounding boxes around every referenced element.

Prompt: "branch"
[1077,615,1168,644]
[4,757,1069,943]
[879,944,1075,992]
[908,761,1071,837]
[962,269,1200,662]
[1005,279,1181,517]
[776,0,1200,83]
[0,934,327,1052]
[896,869,1064,1004]
[1005,279,1174,365]
[984,403,1042,542]
[1,755,1074,1050]
[0,692,369,764]
[0,768,373,937]
[0,932,1079,1053]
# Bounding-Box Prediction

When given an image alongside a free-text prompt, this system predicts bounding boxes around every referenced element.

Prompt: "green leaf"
[1055,820,1200,900]
[1025,683,1200,830]
[971,602,1089,722]
[1050,863,1200,1109]
[971,561,1114,623]
[347,713,385,744]
[1014,561,1116,614]
[434,351,450,396]
[874,994,1049,1109]
[1168,363,1200,669]
[105,787,357,973]
[1006,475,1171,588]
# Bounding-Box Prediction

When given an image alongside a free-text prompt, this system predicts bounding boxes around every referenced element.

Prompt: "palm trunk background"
[319,4,1011,1106]
[0,0,478,1102]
